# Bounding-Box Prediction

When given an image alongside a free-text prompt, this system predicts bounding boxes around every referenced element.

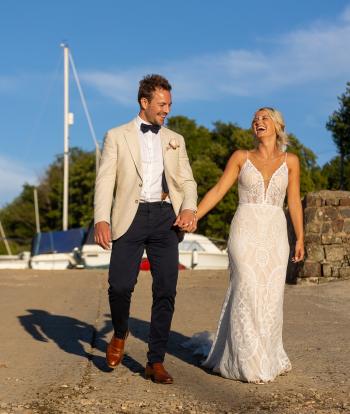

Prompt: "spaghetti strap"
[246,150,249,160]
[284,152,288,162]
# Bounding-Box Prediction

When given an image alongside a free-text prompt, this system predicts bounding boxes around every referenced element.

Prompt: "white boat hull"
[178,251,228,270]
[80,233,228,270]
[30,253,76,270]
[0,257,30,270]
[80,245,111,268]
[0,252,30,270]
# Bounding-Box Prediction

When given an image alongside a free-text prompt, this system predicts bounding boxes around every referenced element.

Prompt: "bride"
[185,107,304,384]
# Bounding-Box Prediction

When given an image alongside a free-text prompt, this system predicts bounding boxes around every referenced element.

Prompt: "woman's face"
[252,110,277,140]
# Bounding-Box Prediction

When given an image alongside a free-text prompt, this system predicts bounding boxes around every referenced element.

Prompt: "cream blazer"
[94,119,197,240]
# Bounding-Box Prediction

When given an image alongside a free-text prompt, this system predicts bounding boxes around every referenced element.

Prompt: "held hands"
[174,209,197,233]
[94,221,112,250]
[292,239,304,263]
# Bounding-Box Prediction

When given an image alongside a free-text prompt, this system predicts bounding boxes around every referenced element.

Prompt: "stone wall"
[287,190,350,284]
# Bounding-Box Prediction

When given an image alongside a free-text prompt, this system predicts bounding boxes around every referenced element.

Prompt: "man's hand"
[94,221,112,250]
[174,209,197,233]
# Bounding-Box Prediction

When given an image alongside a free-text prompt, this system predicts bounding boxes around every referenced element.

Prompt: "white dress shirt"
[135,116,170,203]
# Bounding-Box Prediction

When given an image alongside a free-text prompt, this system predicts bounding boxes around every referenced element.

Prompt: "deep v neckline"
[245,158,287,198]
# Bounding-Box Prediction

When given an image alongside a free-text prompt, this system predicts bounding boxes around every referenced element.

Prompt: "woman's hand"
[292,239,304,263]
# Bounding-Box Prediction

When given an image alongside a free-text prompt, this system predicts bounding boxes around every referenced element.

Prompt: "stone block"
[339,267,350,278]
[322,264,332,277]
[342,235,350,243]
[304,207,317,222]
[321,222,332,233]
[324,207,339,221]
[297,277,320,284]
[325,245,345,261]
[316,209,325,220]
[332,267,340,277]
[301,261,321,277]
[340,207,350,218]
[344,220,350,233]
[304,195,322,207]
[332,219,344,233]
[305,221,321,234]
[321,234,342,244]
[325,198,340,206]
[306,244,324,261]
[305,234,321,244]
[318,277,337,283]
[340,198,350,206]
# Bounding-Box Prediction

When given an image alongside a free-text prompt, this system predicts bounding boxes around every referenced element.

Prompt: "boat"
[30,228,85,270]
[80,224,228,270]
[79,224,110,269]
[0,252,31,270]
[178,233,228,270]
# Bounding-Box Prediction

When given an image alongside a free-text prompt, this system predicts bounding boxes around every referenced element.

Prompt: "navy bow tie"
[140,123,161,134]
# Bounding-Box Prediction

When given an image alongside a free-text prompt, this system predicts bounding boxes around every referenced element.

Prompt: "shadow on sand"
[18,310,197,375]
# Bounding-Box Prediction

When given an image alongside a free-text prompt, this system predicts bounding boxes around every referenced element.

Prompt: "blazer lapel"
[160,128,169,161]
[123,121,142,179]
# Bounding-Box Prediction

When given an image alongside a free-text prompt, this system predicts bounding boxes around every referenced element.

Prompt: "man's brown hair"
[138,74,172,106]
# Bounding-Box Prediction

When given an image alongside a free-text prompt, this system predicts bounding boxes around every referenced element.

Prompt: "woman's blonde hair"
[252,107,289,151]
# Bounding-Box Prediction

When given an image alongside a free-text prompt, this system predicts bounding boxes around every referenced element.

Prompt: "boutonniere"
[167,138,180,150]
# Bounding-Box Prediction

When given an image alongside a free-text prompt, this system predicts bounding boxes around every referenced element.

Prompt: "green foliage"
[321,157,350,190]
[0,184,36,254]
[326,82,350,157]
[326,82,350,188]
[0,148,95,253]
[286,134,326,195]
[168,116,325,241]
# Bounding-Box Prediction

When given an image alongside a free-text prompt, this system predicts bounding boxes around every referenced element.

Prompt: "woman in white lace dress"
[190,107,304,384]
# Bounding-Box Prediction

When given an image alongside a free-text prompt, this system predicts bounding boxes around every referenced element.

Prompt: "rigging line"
[68,51,101,155]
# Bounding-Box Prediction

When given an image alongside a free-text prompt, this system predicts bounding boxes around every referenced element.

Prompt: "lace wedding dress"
[186,152,292,383]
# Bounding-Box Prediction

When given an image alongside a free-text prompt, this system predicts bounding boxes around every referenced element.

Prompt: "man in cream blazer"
[94,74,197,384]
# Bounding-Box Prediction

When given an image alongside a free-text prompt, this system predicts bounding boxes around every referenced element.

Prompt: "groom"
[94,74,197,384]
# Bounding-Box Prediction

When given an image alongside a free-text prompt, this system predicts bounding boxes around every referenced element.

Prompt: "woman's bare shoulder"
[231,149,248,162]
[286,152,299,164]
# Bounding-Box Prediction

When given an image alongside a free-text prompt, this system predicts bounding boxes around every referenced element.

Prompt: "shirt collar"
[135,115,151,128]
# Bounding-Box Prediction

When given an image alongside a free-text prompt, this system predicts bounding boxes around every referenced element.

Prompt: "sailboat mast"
[33,187,41,233]
[62,43,70,231]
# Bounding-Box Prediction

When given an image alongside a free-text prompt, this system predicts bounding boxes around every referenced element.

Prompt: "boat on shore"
[80,225,228,270]
[30,228,85,270]
[0,252,31,270]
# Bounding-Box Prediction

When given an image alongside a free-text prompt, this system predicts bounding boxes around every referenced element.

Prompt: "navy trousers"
[108,202,179,364]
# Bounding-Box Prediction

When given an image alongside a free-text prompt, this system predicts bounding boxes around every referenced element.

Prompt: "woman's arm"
[286,153,305,262]
[196,150,244,220]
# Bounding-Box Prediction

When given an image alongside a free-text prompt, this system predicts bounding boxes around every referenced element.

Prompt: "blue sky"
[1,0,350,206]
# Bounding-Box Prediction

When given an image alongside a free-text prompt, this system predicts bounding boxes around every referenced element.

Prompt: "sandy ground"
[0,268,349,414]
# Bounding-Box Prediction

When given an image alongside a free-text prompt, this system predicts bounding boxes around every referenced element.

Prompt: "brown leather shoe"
[145,362,173,384]
[106,332,128,369]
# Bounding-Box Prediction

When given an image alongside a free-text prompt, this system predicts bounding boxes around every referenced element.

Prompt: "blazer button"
[135,200,139,203]
[139,183,142,187]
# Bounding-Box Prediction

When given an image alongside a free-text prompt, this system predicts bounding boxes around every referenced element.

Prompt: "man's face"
[140,88,172,126]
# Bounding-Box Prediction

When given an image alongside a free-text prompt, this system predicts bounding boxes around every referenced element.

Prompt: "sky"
[1,0,350,206]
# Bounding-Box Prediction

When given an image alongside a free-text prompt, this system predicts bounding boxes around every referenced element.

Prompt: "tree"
[326,82,350,189]
[167,116,324,241]
[321,156,350,191]
[0,148,95,253]
[0,116,328,251]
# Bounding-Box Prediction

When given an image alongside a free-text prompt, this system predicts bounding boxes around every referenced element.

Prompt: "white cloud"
[82,7,350,103]
[341,4,350,22]
[0,75,20,93]
[0,155,37,207]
